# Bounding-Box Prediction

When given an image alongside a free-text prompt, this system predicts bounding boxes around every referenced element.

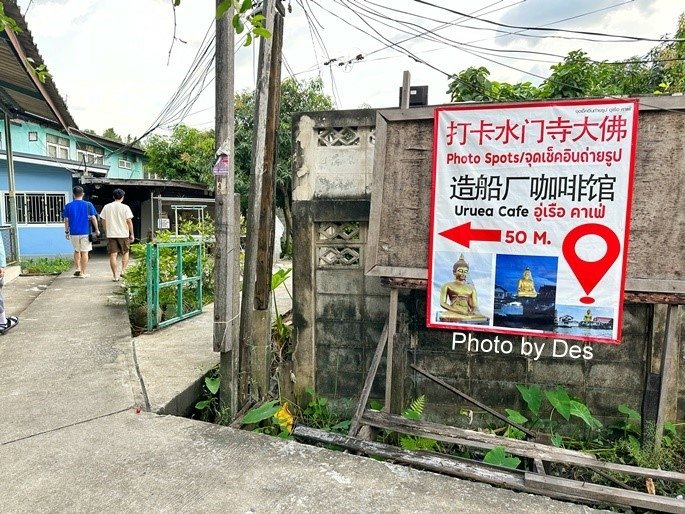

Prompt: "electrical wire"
[413,0,685,43]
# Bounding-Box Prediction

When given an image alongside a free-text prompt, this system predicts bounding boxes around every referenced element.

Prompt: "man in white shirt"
[100,188,134,281]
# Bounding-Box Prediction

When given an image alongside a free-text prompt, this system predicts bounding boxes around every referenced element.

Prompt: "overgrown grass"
[21,257,72,275]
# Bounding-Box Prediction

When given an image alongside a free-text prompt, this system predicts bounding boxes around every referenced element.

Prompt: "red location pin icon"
[562,223,621,305]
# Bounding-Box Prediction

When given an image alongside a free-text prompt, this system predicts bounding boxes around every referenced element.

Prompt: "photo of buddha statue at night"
[493,254,558,330]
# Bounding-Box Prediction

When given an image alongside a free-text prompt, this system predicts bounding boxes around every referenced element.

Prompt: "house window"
[119,159,132,170]
[28,131,38,141]
[46,133,70,159]
[76,142,104,164]
[4,193,66,224]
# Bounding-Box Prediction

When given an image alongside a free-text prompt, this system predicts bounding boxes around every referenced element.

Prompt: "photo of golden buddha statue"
[438,254,488,323]
[516,266,538,298]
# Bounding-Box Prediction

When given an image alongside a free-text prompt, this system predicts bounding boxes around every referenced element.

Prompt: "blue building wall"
[0,161,75,257]
[0,119,146,179]
[0,119,147,257]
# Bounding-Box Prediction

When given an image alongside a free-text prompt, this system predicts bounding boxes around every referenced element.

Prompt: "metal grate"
[4,193,66,224]
[0,226,17,264]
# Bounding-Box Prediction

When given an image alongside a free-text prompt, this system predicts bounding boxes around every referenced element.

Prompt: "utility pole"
[214,0,238,415]
[2,112,20,263]
[239,0,285,401]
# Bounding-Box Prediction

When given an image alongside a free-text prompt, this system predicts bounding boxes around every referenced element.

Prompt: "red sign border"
[426,98,640,345]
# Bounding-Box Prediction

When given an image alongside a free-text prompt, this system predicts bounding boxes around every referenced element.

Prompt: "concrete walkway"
[0,254,600,513]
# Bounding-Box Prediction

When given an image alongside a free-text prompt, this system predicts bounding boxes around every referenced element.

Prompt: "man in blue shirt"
[62,186,99,278]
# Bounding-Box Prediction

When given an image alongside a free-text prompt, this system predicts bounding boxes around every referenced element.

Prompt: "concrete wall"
[291,105,684,425]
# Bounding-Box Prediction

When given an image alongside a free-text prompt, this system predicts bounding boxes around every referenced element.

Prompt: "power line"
[413,0,685,43]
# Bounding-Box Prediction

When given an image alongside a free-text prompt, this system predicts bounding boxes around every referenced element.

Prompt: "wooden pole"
[214,0,238,415]
[239,0,285,401]
[654,304,680,448]
[400,71,411,109]
[384,287,398,412]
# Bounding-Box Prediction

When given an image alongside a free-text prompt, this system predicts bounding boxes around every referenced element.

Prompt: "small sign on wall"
[157,217,170,229]
[427,98,639,344]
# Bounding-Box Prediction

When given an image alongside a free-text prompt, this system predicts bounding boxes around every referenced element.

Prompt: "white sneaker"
[80,273,90,278]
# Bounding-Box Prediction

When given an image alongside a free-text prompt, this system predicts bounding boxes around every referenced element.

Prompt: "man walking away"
[100,188,134,282]
[0,236,19,334]
[62,186,99,278]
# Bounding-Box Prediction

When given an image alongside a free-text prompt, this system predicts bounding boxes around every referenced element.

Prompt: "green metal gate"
[145,240,203,331]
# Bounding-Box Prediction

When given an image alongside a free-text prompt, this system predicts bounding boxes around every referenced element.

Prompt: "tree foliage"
[102,127,123,142]
[448,14,685,101]
[144,124,215,187]
[234,77,333,248]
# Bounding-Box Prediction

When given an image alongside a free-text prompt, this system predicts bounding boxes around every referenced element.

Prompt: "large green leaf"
[570,400,602,429]
[483,446,521,469]
[241,400,281,425]
[271,267,291,291]
[545,388,571,421]
[232,14,245,34]
[516,384,542,416]
[505,409,528,424]
[216,0,231,19]
[205,376,220,395]
[195,399,211,410]
[618,404,640,423]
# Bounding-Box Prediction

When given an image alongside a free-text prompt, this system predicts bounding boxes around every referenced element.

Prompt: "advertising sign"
[427,99,639,344]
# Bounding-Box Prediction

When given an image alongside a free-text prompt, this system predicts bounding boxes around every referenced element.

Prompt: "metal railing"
[145,240,203,331]
[0,225,18,264]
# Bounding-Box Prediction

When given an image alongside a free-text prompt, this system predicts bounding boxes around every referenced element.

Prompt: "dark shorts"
[107,238,131,255]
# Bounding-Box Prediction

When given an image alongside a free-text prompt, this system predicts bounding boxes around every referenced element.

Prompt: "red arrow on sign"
[439,222,501,248]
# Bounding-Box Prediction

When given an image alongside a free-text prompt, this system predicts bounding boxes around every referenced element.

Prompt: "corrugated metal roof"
[0,0,76,129]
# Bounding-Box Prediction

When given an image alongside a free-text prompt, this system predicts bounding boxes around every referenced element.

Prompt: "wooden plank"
[384,288,398,412]
[625,278,685,293]
[410,364,535,439]
[381,277,685,304]
[361,410,685,483]
[348,321,389,437]
[625,292,685,305]
[296,425,528,489]
[293,425,639,509]
[524,473,685,513]
[365,112,389,276]
[655,304,680,448]
[361,410,595,462]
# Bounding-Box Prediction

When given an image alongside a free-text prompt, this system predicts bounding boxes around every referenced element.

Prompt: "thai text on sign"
[427,99,639,344]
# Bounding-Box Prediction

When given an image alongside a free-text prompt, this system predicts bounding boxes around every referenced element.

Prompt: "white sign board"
[427,99,639,344]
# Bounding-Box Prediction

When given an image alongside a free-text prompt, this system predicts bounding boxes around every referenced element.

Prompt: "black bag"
[88,231,99,243]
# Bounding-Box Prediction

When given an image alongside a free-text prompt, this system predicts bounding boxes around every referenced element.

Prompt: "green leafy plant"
[299,387,350,433]
[505,385,602,446]
[194,372,230,424]
[241,399,293,438]
[398,395,439,451]
[271,267,293,359]
[122,218,215,332]
[483,446,521,469]
[0,3,20,33]
[21,257,72,275]
[217,0,271,47]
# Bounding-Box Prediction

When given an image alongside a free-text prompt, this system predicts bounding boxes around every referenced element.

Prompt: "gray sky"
[15,0,683,139]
